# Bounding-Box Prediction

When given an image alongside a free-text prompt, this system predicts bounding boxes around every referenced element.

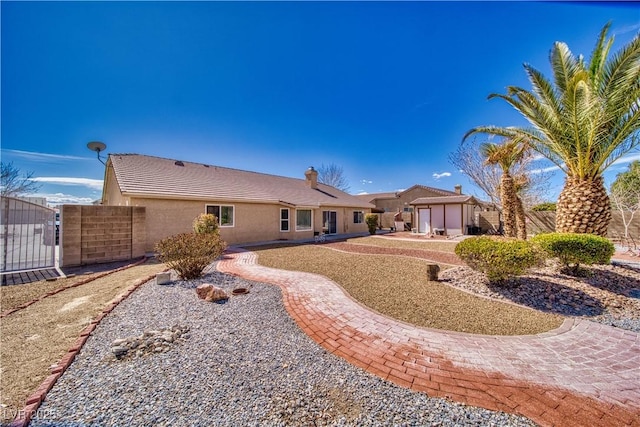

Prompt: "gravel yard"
[30,271,535,427]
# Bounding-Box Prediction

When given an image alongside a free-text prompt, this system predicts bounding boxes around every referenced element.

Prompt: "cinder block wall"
[61,205,146,267]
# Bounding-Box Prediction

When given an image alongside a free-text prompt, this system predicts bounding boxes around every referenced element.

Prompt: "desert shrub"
[365,214,378,235]
[530,233,614,275]
[454,236,543,284]
[531,202,557,211]
[155,232,227,280]
[193,213,220,235]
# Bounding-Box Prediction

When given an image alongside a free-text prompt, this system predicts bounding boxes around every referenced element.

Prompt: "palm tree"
[465,23,640,236]
[512,174,529,240]
[480,139,526,238]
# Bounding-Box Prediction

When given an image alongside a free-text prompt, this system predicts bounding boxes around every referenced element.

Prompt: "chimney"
[454,184,462,195]
[305,166,318,189]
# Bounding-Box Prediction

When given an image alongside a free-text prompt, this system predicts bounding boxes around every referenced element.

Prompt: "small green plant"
[455,236,543,284]
[155,232,227,280]
[193,213,220,235]
[530,232,614,275]
[531,202,557,211]
[365,214,378,235]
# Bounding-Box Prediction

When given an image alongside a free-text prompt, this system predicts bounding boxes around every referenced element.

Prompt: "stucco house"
[360,184,485,235]
[102,154,375,250]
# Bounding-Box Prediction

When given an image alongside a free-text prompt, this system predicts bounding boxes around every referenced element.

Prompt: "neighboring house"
[360,184,487,235]
[358,185,461,215]
[102,154,374,250]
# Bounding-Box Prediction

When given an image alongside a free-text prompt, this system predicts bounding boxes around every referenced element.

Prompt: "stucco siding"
[125,198,370,250]
[130,198,288,250]
[103,166,128,206]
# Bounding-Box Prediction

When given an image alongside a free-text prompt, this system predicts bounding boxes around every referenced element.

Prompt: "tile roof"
[358,186,459,202]
[410,195,478,205]
[355,192,397,202]
[107,154,375,209]
[408,185,459,196]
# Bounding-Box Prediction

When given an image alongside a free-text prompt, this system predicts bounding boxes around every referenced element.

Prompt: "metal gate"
[1,196,56,274]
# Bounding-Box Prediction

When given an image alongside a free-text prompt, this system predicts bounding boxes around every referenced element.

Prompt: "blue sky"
[2,1,639,206]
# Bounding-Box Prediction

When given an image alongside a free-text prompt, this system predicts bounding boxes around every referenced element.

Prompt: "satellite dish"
[87,141,107,153]
[87,141,107,165]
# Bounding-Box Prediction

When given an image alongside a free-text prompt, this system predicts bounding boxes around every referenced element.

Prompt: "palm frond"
[550,41,581,96]
[588,22,613,88]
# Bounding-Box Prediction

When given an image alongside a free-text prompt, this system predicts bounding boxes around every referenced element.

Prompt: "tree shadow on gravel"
[577,268,640,298]
[487,278,605,317]
[531,265,640,298]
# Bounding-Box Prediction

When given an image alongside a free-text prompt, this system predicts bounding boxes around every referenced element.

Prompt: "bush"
[530,233,614,275]
[454,236,543,284]
[193,213,220,235]
[155,232,227,280]
[365,214,378,235]
[531,202,557,211]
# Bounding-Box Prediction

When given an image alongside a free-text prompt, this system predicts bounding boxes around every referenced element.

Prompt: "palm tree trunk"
[515,195,527,240]
[500,174,518,237]
[556,176,611,236]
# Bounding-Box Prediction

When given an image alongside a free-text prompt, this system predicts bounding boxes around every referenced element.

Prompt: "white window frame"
[205,204,235,227]
[295,209,313,231]
[280,208,290,232]
[353,211,364,224]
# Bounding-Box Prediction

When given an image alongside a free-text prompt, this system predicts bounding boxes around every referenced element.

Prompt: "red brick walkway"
[218,249,640,427]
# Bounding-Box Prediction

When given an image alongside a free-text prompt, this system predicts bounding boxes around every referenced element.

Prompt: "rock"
[196,283,229,302]
[110,325,190,361]
[112,346,128,357]
[156,272,172,285]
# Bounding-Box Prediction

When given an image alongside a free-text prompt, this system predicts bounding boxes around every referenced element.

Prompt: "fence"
[477,210,640,238]
[60,205,146,267]
[1,196,56,274]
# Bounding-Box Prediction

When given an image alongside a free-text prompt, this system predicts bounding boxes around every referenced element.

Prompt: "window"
[403,207,414,213]
[353,211,364,224]
[280,208,290,232]
[296,209,312,231]
[206,205,234,227]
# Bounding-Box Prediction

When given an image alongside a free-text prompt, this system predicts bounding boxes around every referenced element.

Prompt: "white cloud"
[529,165,562,174]
[432,172,452,180]
[612,152,640,166]
[31,192,96,206]
[2,149,90,162]
[356,191,369,195]
[615,22,640,36]
[360,179,373,185]
[30,177,104,190]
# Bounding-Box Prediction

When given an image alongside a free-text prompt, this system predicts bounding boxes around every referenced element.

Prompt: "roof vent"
[203,164,209,168]
[175,161,184,166]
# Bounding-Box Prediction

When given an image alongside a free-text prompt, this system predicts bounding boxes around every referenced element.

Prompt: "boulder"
[196,283,229,302]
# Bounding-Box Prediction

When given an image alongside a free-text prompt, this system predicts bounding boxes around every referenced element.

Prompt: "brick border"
[8,266,167,427]
[0,257,148,319]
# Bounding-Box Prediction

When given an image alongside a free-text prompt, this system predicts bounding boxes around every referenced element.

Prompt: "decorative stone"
[112,346,129,358]
[110,325,190,361]
[156,272,171,285]
[196,283,229,302]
